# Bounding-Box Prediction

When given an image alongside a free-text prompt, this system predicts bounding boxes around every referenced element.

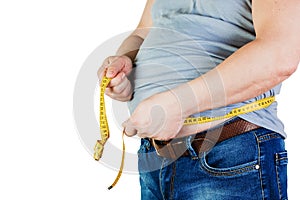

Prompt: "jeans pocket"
[275,150,288,200]
[199,131,260,177]
[200,152,259,177]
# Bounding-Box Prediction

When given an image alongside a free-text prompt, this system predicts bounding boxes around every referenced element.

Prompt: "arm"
[115,0,154,61]
[182,0,300,116]
[123,0,300,140]
[98,0,154,101]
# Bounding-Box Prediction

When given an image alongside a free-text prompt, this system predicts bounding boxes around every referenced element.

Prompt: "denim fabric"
[138,128,288,200]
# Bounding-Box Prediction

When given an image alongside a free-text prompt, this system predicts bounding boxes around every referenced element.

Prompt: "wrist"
[171,82,201,118]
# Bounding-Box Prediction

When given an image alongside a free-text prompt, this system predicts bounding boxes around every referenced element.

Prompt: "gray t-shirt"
[128,0,285,137]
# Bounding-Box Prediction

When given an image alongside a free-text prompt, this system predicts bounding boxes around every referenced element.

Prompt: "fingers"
[107,71,126,88]
[121,92,184,140]
[97,55,132,80]
[105,72,132,101]
[122,118,151,138]
[122,113,156,139]
[97,56,117,80]
[97,55,133,101]
[106,56,132,78]
[122,120,137,137]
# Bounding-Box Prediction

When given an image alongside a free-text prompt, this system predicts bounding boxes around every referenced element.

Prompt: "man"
[98,0,299,199]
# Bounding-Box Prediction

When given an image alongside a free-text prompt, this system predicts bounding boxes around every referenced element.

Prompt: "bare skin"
[98,0,300,141]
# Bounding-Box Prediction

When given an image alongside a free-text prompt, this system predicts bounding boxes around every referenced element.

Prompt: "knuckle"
[105,89,114,98]
[112,87,122,94]
[110,76,123,86]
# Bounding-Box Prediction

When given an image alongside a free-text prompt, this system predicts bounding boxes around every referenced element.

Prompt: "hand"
[122,89,188,140]
[97,55,133,101]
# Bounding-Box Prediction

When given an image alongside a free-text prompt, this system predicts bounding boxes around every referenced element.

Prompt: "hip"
[138,126,288,200]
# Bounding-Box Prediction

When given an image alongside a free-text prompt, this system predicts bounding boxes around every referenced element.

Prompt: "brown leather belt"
[151,118,260,159]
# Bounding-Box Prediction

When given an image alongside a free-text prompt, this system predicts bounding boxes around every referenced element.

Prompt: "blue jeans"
[138,126,288,200]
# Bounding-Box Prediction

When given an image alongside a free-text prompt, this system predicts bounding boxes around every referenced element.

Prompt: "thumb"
[122,119,137,137]
[106,56,132,78]
[106,61,122,78]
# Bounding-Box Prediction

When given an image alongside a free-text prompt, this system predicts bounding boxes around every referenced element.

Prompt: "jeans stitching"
[257,132,281,143]
[169,162,176,200]
[199,130,260,177]
[275,152,288,200]
[200,154,258,176]
[275,161,283,200]
[254,131,265,200]
[159,159,166,200]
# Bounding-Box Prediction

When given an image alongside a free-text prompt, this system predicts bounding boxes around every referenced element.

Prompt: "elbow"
[266,61,297,91]
[287,63,298,76]
[273,46,299,80]
[256,37,299,80]
[275,60,299,81]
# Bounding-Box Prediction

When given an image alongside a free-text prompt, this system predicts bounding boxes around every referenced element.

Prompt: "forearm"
[102,0,153,101]
[116,29,149,62]
[180,39,299,117]
[115,0,153,62]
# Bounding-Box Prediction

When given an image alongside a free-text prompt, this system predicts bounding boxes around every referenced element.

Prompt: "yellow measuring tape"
[94,76,275,189]
[93,76,125,190]
[184,96,275,125]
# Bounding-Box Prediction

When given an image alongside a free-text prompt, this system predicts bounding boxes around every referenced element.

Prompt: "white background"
[0,0,299,199]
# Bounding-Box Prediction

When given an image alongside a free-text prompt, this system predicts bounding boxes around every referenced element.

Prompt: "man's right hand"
[97,55,133,101]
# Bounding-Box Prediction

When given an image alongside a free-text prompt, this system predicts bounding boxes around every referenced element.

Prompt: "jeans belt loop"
[185,136,198,159]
